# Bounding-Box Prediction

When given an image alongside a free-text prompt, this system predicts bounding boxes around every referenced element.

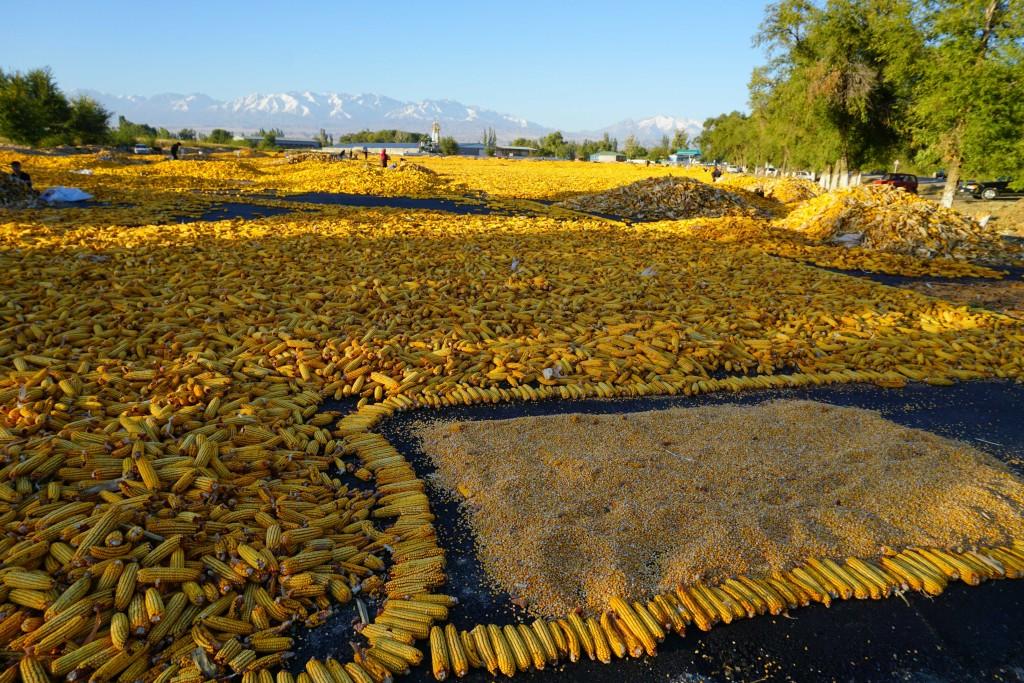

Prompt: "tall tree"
[754,0,919,184]
[66,95,111,144]
[0,67,71,146]
[911,0,1024,206]
[671,129,689,150]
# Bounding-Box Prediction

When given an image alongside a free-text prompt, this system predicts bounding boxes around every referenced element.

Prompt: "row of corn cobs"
[424,543,1024,679]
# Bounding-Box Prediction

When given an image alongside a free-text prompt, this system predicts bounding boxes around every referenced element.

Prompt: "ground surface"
[2,147,1024,683]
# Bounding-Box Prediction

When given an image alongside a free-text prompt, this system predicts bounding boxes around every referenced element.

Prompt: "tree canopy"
[0,67,111,146]
[698,0,1024,196]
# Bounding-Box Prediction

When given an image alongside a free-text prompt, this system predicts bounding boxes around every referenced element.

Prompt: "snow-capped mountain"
[584,116,705,148]
[70,89,703,146]
[71,89,551,142]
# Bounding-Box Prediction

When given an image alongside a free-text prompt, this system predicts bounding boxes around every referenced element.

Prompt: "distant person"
[363,146,369,160]
[9,161,32,190]
[170,142,181,160]
[380,148,390,169]
[711,166,722,181]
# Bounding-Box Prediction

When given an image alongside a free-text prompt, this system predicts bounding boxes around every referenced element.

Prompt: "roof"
[592,150,624,156]
[675,149,701,155]
[331,142,421,149]
[497,145,537,151]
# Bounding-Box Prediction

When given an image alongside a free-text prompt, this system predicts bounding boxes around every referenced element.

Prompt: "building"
[455,142,487,157]
[496,145,537,158]
[239,136,321,150]
[668,148,701,165]
[590,150,626,163]
[324,142,424,157]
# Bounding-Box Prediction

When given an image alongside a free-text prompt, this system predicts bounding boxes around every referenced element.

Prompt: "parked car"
[959,176,1020,200]
[133,144,150,155]
[794,170,815,181]
[934,169,947,179]
[871,173,918,193]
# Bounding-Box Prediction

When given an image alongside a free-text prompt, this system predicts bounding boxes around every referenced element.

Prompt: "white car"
[133,144,150,154]
[795,170,815,180]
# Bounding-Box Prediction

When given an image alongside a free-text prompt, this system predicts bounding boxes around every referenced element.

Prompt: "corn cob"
[459,629,484,670]
[502,624,531,672]
[565,612,595,661]
[609,597,658,654]
[585,616,612,664]
[488,623,517,677]
[429,625,450,680]
[530,619,559,663]
[555,618,580,662]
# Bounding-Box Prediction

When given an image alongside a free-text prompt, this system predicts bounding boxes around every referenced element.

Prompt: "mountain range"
[70,89,703,147]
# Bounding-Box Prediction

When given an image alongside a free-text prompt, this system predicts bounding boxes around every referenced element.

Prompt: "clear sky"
[3,0,771,131]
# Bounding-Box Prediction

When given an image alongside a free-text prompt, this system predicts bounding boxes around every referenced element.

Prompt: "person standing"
[380,148,389,169]
[170,142,181,160]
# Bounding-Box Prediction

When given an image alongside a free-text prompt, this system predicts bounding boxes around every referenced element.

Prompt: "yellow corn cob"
[430,625,450,680]
[115,563,139,611]
[21,656,52,683]
[738,576,787,614]
[787,568,833,606]
[599,612,627,658]
[111,612,131,650]
[366,648,410,677]
[204,616,254,635]
[32,614,89,652]
[488,624,517,677]
[585,617,612,664]
[353,653,391,683]
[144,587,165,623]
[555,618,580,662]
[807,558,859,600]
[673,585,715,631]
[720,579,759,617]
[766,576,807,607]
[530,619,559,663]
[566,612,595,660]
[631,601,667,642]
[304,659,334,683]
[2,571,53,590]
[503,624,531,672]
[8,588,51,612]
[372,636,424,666]
[342,662,375,683]
[128,593,149,635]
[514,623,546,670]
[460,629,484,670]
[609,597,658,654]
[895,552,947,595]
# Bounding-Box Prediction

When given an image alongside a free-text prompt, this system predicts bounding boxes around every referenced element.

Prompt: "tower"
[431,121,441,146]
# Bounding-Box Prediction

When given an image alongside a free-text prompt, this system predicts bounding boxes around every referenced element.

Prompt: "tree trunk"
[838,156,849,189]
[940,155,962,209]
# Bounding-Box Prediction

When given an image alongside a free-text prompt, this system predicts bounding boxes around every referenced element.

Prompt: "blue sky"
[4,0,771,131]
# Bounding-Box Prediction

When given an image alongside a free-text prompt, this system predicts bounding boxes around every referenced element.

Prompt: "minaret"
[431,121,441,146]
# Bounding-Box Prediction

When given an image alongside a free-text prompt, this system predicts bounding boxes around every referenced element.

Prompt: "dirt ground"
[903,278,1024,319]
[952,196,1024,235]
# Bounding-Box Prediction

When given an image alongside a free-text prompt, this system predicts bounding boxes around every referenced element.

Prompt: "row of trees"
[0,68,110,146]
[697,0,1024,206]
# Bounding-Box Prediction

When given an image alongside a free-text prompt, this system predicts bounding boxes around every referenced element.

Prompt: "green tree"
[671,129,690,150]
[177,128,197,141]
[259,130,277,149]
[623,134,646,159]
[482,127,497,155]
[0,67,71,146]
[65,95,111,145]
[752,0,920,184]
[911,0,1024,206]
[439,136,459,155]
[158,127,171,139]
[208,129,234,144]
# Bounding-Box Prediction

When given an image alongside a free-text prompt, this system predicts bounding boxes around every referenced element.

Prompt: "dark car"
[960,176,1020,200]
[871,173,918,193]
